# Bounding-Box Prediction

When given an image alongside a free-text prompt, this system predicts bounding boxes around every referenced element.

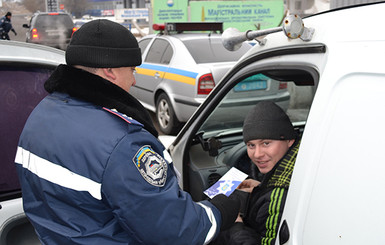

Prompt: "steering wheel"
[222,141,253,176]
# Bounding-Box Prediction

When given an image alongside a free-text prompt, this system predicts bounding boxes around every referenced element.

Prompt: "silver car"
[132,23,253,135]
[0,40,65,245]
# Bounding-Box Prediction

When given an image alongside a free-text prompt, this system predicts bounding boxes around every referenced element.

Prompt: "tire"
[156,93,181,135]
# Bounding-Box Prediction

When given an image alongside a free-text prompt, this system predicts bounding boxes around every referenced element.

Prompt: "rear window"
[182,36,251,63]
[35,14,74,28]
[0,66,53,197]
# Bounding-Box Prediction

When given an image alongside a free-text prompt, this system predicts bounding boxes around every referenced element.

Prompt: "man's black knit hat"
[66,19,141,68]
[243,101,296,142]
[6,12,11,17]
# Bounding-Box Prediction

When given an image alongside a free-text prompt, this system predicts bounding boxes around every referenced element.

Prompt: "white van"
[0,41,65,245]
[167,2,385,244]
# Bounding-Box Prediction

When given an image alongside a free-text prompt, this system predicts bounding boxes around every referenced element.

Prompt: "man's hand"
[237,179,260,193]
[12,30,17,36]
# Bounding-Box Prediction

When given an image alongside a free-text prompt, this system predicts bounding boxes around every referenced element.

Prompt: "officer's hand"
[12,30,17,35]
[210,194,240,230]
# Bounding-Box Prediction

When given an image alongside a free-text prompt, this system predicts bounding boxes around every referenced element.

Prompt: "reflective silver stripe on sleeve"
[163,149,182,187]
[197,202,218,244]
[163,149,172,163]
[15,146,102,200]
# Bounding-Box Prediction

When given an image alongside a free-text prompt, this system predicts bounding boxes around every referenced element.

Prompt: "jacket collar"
[266,139,300,188]
[44,64,159,138]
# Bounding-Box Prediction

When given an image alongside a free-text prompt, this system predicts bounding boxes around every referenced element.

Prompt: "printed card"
[204,167,248,199]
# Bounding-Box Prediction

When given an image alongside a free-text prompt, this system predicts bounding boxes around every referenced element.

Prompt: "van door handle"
[279,220,290,244]
[154,72,160,79]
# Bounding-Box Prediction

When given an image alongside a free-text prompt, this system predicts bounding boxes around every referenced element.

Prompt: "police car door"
[135,38,171,110]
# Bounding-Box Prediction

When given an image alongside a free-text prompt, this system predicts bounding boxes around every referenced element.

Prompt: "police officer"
[15,19,239,245]
[0,12,17,40]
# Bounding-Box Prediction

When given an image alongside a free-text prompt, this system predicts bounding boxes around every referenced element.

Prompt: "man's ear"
[288,139,295,148]
[101,68,116,81]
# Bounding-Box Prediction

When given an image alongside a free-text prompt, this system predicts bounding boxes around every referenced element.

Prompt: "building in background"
[85,0,148,16]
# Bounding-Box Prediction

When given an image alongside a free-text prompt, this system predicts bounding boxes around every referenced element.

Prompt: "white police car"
[132,22,279,135]
[0,40,65,245]
[166,2,385,244]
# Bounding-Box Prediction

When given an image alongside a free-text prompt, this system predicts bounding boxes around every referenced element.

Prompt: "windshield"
[198,71,315,139]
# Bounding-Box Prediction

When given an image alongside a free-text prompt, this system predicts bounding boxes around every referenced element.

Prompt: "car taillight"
[198,73,215,95]
[72,27,78,37]
[279,82,287,90]
[32,28,39,40]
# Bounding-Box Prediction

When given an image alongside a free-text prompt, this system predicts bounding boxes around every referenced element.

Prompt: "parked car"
[0,40,65,245]
[22,12,75,50]
[166,2,385,244]
[73,20,87,30]
[132,22,260,135]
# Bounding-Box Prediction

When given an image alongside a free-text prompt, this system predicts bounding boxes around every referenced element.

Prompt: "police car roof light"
[153,24,165,31]
[167,22,223,32]
[153,22,223,34]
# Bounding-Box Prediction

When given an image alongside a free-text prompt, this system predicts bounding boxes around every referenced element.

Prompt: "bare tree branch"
[22,0,45,13]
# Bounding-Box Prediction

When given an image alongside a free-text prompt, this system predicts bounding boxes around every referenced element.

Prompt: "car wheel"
[156,93,181,135]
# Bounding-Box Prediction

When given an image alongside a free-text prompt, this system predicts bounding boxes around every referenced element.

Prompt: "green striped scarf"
[262,140,300,245]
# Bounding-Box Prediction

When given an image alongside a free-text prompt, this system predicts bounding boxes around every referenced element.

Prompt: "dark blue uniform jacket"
[15,65,221,245]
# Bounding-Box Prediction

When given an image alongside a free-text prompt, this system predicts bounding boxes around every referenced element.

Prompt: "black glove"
[12,29,17,35]
[210,194,240,231]
[230,189,250,217]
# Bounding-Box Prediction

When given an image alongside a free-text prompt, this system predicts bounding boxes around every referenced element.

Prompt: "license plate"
[46,30,60,36]
[233,80,267,92]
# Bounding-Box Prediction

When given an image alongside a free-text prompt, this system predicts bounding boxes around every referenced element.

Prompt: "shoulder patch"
[103,107,143,126]
[132,145,168,187]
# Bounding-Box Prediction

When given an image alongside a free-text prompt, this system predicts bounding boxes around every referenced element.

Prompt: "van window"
[199,69,316,139]
[187,67,318,201]
[0,66,53,198]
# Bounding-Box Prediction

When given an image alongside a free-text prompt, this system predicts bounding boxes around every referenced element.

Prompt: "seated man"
[212,101,301,245]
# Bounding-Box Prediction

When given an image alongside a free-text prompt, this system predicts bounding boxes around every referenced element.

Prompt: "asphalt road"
[9,14,29,42]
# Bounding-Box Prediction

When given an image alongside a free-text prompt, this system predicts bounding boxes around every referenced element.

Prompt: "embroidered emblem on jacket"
[133,145,167,187]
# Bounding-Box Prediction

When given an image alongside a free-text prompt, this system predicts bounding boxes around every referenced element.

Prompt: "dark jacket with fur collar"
[16,64,225,245]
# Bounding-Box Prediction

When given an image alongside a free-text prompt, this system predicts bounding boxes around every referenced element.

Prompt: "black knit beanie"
[243,101,296,142]
[66,19,141,68]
